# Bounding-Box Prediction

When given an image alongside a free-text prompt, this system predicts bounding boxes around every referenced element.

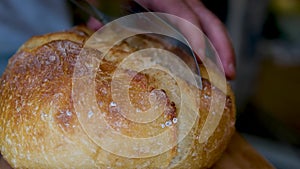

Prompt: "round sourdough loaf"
[0,26,235,169]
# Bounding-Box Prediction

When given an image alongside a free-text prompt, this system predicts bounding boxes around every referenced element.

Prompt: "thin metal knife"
[69,0,203,89]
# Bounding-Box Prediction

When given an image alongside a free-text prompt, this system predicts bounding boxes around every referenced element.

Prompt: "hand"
[136,0,236,79]
[87,0,236,79]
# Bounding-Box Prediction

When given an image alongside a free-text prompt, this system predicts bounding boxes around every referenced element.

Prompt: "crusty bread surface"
[0,27,235,169]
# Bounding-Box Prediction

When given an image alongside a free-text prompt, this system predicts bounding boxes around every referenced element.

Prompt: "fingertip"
[87,17,103,31]
[226,63,236,80]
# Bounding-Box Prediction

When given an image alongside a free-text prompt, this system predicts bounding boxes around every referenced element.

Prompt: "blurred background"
[0,0,299,168]
[226,0,300,168]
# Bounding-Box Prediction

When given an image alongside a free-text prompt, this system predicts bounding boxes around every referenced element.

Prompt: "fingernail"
[228,63,236,78]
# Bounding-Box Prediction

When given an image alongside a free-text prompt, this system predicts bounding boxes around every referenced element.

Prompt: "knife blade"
[130,0,202,89]
[69,0,203,89]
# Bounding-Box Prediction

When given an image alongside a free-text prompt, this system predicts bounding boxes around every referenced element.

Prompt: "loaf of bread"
[0,26,235,169]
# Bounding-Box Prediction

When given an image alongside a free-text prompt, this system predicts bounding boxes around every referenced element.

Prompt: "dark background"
[0,0,299,168]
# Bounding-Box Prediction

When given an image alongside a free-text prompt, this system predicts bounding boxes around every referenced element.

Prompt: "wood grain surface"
[0,132,274,169]
[211,132,275,169]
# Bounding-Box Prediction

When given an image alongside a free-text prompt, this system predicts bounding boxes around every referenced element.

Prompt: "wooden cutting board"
[211,132,275,169]
[0,132,274,169]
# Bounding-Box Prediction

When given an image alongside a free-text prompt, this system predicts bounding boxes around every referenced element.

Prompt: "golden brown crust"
[18,26,93,53]
[0,27,235,169]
